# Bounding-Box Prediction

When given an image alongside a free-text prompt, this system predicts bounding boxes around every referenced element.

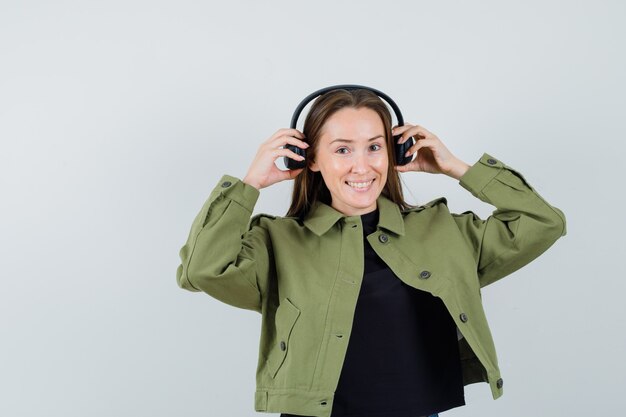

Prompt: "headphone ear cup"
[394,135,415,166]
[284,144,307,170]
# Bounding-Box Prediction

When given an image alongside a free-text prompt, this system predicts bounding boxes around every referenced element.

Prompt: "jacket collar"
[303,194,405,237]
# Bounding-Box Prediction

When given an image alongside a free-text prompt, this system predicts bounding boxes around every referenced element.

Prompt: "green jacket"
[176,152,567,417]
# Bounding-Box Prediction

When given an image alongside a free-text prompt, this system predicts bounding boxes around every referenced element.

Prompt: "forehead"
[320,107,385,142]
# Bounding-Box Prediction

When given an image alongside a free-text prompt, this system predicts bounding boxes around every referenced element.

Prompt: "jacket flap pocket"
[267,297,300,379]
[493,167,531,192]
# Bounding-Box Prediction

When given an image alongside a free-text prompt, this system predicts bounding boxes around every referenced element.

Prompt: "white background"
[1,0,624,416]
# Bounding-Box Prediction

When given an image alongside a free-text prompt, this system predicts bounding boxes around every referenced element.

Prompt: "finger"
[404,137,434,156]
[273,135,310,150]
[285,167,305,179]
[412,125,435,138]
[393,125,421,144]
[404,137,436,158]
[398,125,433,144]
[394,159,419,172]
[274,127,304,136]
[274,166,304,183]
[391,124,414,137]
[264,135,307,153]
[273,148,306,162]
[269,128,306,141]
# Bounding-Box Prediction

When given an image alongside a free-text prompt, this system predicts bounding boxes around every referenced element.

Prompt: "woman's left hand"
[392,124,469,179]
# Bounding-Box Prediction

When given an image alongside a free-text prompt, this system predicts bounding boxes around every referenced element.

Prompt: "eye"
[336,147,349,154]
[370,143,383,151]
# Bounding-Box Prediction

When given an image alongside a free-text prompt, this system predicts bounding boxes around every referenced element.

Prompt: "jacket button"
[487,158,497,165]
[419,270,431,279]
[221,181,232,188]
[280,341,286,351]
[378,234,389,243]
[496,378,504,389]
[459,313,468,322]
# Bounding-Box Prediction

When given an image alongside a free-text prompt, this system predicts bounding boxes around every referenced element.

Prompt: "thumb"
[285,168,305,180]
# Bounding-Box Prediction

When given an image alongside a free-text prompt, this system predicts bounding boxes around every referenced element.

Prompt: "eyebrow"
[329,135,384,144]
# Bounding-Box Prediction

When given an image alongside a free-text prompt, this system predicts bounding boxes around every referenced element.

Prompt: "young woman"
[176,87,567,417]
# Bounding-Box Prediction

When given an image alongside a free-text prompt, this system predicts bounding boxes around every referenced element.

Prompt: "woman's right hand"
[242,128,310,190]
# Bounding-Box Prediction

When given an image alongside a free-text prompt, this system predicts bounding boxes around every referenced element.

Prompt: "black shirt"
[282,208,465,417]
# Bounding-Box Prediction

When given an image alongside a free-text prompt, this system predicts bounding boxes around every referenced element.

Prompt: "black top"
[282,208,465,417]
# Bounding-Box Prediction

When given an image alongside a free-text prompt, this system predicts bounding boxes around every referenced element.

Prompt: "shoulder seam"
[401,196,448,213]
[250,213,301,228]
[424,196,448,207]
[249,213,275,228]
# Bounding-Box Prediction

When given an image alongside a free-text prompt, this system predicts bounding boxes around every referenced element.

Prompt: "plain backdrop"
[1,1,624,416]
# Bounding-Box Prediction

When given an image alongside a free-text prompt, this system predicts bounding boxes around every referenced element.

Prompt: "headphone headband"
[289,84,404,129]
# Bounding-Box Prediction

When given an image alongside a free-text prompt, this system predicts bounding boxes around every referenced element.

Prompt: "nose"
[352,149,369,173]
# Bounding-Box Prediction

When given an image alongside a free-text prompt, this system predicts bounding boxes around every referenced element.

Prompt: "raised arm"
[453,153,566,287]
[392,123,566,288]
[176,128,310,312]
[176,175,269,312]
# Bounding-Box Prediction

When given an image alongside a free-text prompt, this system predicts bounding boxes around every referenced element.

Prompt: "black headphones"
[284,84,415,170]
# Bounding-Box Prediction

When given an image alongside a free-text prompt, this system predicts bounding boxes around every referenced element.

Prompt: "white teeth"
[346,180,373,188]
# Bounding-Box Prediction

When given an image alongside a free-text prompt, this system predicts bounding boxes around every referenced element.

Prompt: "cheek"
[373,155,389,172]
[327,159,349,175]
[375,159,389,184]
[317,161,347,184]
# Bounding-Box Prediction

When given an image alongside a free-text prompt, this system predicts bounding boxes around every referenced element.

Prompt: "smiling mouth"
[345,179,374,189]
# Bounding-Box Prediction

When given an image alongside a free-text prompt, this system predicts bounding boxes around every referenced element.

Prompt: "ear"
[309,158,320,172]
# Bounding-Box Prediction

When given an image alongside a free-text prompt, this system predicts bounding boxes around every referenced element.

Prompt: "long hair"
[286,88,418,219]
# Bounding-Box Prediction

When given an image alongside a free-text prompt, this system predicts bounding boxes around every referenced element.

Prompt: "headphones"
[284,84,415,170]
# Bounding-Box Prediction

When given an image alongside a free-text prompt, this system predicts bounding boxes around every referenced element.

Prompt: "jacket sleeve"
[175,174,271,313]
[453,153,567,288]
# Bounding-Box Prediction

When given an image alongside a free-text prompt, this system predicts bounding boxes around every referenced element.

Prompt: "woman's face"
[310,106,388,216]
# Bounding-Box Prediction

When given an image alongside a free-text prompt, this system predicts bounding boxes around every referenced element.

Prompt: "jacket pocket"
[493,168,530,192]
[267,297,301,379]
